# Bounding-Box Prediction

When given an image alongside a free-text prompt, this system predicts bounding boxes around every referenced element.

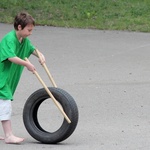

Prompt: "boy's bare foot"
[0,136,4,140]
[5,135,24,144]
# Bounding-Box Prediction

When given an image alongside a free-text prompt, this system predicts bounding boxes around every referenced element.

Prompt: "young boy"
[0,12,45,144]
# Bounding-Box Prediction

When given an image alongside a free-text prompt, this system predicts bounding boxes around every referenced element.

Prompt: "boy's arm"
[32,49,45,64]
[8,57,35,72]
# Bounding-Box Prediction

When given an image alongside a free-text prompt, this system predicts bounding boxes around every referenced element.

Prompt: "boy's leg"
[0,100,24,144]
[0,136,4,140]
[1,120,24,144]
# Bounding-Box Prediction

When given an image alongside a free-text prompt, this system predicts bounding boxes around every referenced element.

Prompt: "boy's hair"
[14,12,35,30]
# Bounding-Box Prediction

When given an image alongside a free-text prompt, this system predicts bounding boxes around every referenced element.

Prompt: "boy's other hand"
[25,61,36,72]
[38,53,45,65]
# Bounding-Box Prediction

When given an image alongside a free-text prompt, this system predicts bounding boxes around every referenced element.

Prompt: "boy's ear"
[18,25,22,31]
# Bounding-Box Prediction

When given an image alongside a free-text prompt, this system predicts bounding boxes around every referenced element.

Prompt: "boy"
[0,12,45,144]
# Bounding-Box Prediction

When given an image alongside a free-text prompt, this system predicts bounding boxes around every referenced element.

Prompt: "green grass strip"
[0,0,150,32]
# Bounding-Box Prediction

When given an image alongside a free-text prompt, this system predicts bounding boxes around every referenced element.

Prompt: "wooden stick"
[35,49,57,87]
[25,58,71,123]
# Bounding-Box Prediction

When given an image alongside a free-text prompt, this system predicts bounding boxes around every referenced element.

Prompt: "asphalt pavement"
[1,23,150,150]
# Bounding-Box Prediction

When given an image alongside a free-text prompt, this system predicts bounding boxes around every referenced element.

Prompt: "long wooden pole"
[25,58,71,123]
[35,49,57,87]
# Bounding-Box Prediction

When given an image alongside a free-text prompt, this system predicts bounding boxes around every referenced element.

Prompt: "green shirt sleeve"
[0,40,16,62]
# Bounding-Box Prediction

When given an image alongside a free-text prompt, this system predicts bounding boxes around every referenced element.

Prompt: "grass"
[0,0,150,32]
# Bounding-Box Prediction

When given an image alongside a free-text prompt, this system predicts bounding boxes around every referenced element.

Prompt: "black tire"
[23,87,79,144]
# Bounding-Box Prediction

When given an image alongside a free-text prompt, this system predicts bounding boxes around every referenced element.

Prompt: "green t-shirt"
[0,30,35,100]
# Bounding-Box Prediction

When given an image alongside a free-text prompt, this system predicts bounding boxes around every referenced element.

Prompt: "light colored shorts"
[0,100,12,121]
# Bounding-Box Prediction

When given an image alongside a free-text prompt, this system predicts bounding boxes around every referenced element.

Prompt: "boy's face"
[18,24,34,38]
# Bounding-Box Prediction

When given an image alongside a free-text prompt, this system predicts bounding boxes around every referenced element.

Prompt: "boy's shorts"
[0,100,12,121]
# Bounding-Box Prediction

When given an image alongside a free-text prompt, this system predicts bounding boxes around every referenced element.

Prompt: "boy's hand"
[25,61,36,72]
[38,53,45,65]
[32,49,46,65]
[8,57,36,73]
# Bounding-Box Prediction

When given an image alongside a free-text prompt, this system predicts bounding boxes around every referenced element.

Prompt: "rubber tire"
[23,87,79,144]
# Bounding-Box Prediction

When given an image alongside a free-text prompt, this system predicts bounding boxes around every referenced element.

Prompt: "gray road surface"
[1,23,150,150]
